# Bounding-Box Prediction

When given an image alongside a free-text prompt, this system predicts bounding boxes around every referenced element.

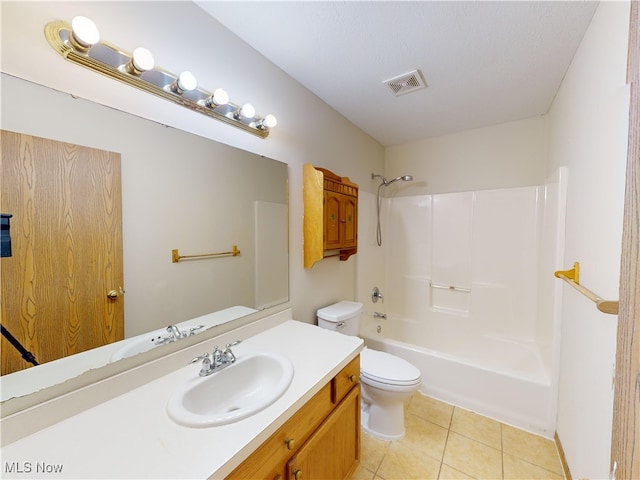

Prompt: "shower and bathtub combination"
[359,169,567,437]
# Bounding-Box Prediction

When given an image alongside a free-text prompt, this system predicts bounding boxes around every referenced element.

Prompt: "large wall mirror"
[0,74,289,402]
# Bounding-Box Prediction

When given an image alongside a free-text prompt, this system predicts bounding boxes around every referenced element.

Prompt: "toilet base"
[361,398,406,441]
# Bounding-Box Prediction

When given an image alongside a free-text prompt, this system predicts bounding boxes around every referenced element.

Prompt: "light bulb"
[238,103,255,119]
[257,114,278,130]
[126,47,155,75]
[205,88,229,108]
[70,16,100,51]
[171,71,197,94]
[262,114,278,128]
[132,47,154,71]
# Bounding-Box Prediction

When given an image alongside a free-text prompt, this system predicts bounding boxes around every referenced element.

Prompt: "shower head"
[387,175,414,185]
[371,172,414,247]
[371,172,414,186]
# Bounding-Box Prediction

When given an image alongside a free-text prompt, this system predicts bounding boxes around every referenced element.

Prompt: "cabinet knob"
[285,437,295,450]
[348,374,356,383]
[293,469,303,480]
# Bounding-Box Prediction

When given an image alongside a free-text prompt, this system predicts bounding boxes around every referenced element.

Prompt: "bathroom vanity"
[0,312,363,479]
[228,355,360,479]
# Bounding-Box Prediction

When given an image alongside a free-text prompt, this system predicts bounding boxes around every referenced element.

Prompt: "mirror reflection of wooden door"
[1,130,124,375]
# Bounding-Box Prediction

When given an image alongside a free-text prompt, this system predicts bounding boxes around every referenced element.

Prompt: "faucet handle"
[371,286,384,303]
[190,353,210,364]
[222,340,241,363]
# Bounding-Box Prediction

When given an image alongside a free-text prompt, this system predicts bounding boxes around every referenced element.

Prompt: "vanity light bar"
[44,18,277,138]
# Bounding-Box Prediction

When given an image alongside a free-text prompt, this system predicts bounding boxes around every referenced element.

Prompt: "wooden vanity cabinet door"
[287,386,361,480]
[225,383,333,480]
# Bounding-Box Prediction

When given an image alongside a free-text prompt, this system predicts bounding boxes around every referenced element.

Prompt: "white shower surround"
[360,169,567,437]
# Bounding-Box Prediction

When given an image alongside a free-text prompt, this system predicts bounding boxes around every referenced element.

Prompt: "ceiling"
[196,1,598,147]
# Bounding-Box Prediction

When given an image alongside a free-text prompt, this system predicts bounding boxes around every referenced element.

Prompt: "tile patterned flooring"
[351,393,565,480]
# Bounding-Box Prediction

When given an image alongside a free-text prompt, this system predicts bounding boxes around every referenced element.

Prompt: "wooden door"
[287,386,360,480]
[1,130,124,375]
[610,1,640,478]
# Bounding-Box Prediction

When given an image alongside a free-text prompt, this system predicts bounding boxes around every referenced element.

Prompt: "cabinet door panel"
[324,191,342,249]
[340,195,358,248]
[287,386,360,480]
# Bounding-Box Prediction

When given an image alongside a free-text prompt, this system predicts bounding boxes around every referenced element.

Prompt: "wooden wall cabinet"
[303,164,358,268]
[225,355,361,480]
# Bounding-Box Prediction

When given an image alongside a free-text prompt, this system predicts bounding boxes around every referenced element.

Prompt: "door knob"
[107,287,124,300]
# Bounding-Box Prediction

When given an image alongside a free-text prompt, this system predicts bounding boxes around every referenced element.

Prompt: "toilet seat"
[360,348,422,387]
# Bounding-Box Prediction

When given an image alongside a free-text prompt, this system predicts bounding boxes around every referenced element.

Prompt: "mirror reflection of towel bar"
[172,245,240,263]
[429,282,471,293]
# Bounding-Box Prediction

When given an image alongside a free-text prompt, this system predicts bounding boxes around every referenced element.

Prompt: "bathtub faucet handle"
[372,286,384,303]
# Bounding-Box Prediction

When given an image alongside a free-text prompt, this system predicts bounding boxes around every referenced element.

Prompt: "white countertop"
[1,320,363,479]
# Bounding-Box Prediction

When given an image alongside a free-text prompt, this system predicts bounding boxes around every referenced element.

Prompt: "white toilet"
[317,301,422,440]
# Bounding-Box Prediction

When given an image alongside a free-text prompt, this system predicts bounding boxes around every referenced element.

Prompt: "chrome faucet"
[160,324,206,344]
[167,324,184,340]
[373,311,387,319]
[371,286,384,303]
[190,340,242,376]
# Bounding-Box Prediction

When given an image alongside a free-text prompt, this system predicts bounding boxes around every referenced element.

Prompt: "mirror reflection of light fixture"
[44,17,277,138]
[69,16,100,51]
[125,47,155,76]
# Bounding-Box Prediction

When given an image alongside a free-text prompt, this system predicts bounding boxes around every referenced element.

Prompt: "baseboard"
[555,431,573,480]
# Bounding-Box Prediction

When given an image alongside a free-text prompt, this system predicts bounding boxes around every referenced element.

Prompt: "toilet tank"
[317,301,363,336]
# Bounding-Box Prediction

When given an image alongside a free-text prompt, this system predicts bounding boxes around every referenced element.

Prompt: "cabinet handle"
[285,437,295,450]
[293,469,303,480]
[348,374,356,383]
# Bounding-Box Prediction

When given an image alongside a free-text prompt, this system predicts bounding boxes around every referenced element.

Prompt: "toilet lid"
[360,348,422,386]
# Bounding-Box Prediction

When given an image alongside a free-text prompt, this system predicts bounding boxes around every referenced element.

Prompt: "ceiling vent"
[383,69,427,96]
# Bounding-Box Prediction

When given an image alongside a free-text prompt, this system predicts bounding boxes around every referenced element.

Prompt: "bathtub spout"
[373,312,387,320]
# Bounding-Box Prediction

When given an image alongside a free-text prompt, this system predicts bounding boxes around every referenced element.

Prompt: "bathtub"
[360,312,556,437]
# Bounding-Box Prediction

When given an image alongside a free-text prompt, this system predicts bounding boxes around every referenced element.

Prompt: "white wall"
[385,115,549,195]
[0,1,385,325]
[548,2,630,479]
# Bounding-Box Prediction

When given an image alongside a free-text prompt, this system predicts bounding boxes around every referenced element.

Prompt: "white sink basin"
[110,330,166,362]
[166,352,294,428]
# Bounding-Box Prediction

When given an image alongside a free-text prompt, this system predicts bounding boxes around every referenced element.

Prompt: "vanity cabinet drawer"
[332,355,360,404]
[226,382,333,480]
